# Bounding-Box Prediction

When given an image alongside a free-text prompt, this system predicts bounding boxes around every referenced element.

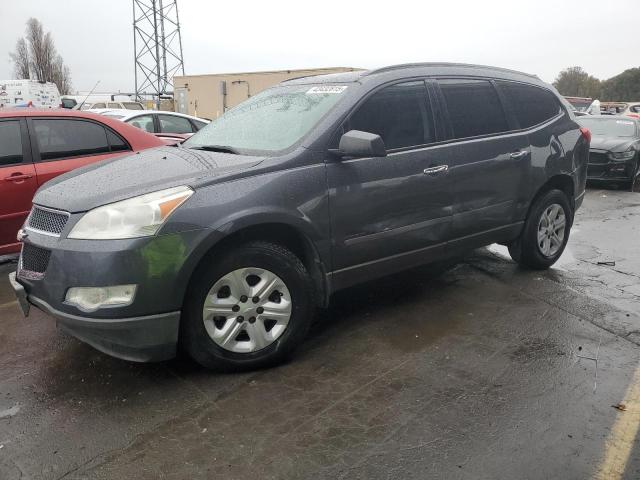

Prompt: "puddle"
[487,244,577,271]
[0,405,20,419]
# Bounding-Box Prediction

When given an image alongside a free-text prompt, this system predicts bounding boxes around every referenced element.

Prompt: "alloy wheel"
[537,203,566,257]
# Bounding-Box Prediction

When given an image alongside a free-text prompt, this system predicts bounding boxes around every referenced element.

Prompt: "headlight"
[68,186,193,240]
[609,149,635,161]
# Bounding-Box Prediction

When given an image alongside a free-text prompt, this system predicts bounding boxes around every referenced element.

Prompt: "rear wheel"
[181,241,315,371]
[508,189,572,269]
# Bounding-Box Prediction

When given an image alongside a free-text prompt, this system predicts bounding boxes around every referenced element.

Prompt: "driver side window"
[345,81,434,150]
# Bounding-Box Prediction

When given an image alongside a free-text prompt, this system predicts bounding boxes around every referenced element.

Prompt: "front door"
[326,80,453,290]
[0,118,37,255]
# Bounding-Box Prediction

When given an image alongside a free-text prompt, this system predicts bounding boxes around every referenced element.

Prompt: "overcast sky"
[1,0,638,93]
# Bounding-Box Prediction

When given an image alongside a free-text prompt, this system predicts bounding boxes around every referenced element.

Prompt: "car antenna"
[78,80,100,110]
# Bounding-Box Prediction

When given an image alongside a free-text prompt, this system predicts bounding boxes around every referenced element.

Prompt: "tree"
[553,67,601,99]
[51,55,71,96]
[9,18,72,95]
[601,68,640,101]
[9,38,30,79]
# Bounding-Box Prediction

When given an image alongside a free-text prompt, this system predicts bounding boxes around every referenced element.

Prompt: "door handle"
[423,165,449,176]
[4,173,34,182]
[510,150,529,159]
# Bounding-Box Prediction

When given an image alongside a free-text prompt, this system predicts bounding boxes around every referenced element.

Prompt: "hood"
[34,146,266,212]
[590,135,636,152]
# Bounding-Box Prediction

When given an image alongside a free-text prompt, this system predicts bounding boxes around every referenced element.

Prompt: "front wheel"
[508,189,572,270]
[181,241,315,371]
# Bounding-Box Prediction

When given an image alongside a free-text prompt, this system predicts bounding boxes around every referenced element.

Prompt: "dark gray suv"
[10,63,590,370]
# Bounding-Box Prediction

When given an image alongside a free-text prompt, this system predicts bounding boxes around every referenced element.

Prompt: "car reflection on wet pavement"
[0,188,639,480]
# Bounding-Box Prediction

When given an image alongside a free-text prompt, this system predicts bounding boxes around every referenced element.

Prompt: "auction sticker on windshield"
[306,86,348,94]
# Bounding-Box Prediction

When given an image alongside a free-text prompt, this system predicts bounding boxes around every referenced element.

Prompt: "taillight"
[627,113,640,119]
[580,127,591,144]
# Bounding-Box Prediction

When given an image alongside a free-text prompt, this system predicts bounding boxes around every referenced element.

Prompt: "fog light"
[65,285,137,312]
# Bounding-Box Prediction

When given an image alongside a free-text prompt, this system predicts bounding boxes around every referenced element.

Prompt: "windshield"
[184,84,349,154]
[579,118,637,137]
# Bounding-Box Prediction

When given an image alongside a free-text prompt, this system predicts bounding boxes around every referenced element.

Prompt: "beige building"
[173,67,360,119]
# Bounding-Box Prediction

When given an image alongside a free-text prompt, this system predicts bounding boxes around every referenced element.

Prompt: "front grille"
[589,151,608,165]
[19,243,51,279]
[27,206,69,236]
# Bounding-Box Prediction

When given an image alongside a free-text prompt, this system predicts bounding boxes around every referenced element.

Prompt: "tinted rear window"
[33,119,110,160]
[439,79,509,139]
[498,81,561,128]
[0,121,23,166]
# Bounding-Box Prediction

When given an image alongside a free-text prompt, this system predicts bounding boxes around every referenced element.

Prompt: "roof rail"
[364,62,538,79]
[280,74,316,83]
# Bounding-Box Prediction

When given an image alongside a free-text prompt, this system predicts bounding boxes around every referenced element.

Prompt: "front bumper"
[587,150,636,181]
[10,271,181,362]
[11,226,216,362]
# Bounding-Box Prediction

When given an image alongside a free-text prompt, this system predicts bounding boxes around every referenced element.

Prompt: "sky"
[1,0,638,93]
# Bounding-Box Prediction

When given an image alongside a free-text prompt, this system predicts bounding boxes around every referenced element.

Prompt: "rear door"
[28,117,131,188]
[0,118,37,254]
[435,78,530,249]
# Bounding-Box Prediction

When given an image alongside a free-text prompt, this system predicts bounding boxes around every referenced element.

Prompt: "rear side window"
[158,114,194,134]
[347,81,434,150]
[92,103,106,109]
[439,79,509,139]
[107,102,121,108]
[0,121,23,166]
[33,119,110,161]
[497,81,561,128]
[106,129,130,152]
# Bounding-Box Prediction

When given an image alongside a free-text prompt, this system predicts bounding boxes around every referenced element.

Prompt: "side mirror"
[334,130,387,158]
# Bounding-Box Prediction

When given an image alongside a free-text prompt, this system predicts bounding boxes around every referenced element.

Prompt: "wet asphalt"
[0,188,639,480]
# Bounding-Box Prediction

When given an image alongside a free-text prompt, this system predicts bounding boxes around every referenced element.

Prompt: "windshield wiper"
[189,145,240,154]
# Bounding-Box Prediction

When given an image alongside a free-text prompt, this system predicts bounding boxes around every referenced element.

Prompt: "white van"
[0,80,61,108]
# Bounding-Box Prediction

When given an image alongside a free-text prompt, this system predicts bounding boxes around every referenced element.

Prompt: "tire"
[508,189,572,270]
[181,241,315,371]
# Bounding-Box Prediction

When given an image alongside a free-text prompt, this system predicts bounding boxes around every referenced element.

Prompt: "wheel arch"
[531,174,575,219]
[180,219,330,311]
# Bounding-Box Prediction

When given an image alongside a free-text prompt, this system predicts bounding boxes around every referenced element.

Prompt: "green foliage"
[553,67,602,98]
[553,66,640,101]
[601,68,640,101]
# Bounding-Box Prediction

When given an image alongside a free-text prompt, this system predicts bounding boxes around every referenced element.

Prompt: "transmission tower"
[133,0,185,107]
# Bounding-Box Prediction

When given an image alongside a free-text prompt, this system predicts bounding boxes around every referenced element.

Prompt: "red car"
[0,109,165,255]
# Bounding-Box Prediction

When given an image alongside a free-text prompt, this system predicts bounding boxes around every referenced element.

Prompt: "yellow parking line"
[595,362,640,479]
[0,300,17,308]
